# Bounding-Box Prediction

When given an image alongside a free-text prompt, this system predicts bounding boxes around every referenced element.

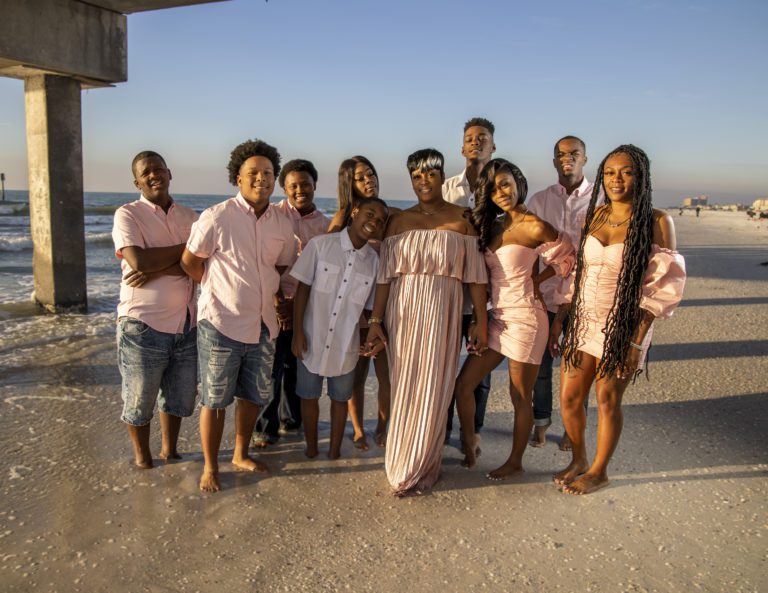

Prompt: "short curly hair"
[278,158,318,188]
[227,139,281,186]
[464,117,495,136]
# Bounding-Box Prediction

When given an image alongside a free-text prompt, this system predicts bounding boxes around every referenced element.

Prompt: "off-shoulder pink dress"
[573,235,686,365]
[485,235,574,364]
[378,229,487,495]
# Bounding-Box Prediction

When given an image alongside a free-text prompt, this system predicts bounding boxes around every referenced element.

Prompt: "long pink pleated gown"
[378,229,487,495]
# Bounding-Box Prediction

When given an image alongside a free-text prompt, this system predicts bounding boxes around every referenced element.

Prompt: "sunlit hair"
[337,155,378,229]
[278,158,318,188]
[131,151,166,177]
[561,144,655,380]
[470,158,528,251]
[226,139,281,186]
[464,117,495,136]
[553,135,586,155]
[406,148,444,175]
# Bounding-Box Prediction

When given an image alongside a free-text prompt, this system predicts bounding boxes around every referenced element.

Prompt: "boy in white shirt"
[290,197,389,459]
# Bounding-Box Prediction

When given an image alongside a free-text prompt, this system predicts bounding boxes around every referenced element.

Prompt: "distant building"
[682,195,709,207]
[751,198,768,211]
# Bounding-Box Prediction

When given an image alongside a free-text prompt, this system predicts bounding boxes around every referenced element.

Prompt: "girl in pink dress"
[554,145,686,495]
[454,159,575,477]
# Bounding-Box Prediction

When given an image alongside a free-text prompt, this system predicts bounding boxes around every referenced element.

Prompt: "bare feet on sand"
[553,459,589,486]
[374,421,387,448]
[562,472,609,495]
[158,450,182,461]
[305,445,318,459]
[133,456,153,469]
[487,461,523,480]
[232,455,269,473]
[558,433,573,451]
[199,469,220,492]
[529,421,551,448]
[352,433,369,451]
[327,449,341,460]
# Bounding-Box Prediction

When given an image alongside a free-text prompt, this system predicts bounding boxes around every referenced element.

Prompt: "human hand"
[548,317,564,358]
[361,336,386,358]
[123,269,155,288]
[275,296,293,330]
[617,345,641,380]
[291,331,307,359]
[467,320,488,356]
[364,323,388,357]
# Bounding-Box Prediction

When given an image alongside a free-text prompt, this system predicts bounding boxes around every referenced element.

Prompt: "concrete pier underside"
[0,0,226,312]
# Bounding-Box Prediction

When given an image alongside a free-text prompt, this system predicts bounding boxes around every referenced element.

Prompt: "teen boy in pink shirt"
[181,139,297,493]
[112,151,199,468]
[253,159,330,446]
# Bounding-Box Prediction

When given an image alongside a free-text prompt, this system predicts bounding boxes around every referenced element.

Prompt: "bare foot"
[558,433,573,451]
[305,445,318,459]
[199,469,220,492]
[133,453,153,469]
[232,456,269,473]
[374,421,387,448]
[352,434,369,451]
[553,458,589,485]
[327,449,341,460]
[158,450,182,461]
[487,461,523,480]
[529,421,551,448]
[460,435,481,469]
[563,472,609,495]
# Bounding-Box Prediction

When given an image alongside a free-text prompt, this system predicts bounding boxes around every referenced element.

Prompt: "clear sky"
[1,0,767,206]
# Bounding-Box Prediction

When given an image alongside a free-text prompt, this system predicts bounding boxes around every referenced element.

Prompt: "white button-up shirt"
[527,177,594,312]
[443,168,474,208]
[290,230,378,377]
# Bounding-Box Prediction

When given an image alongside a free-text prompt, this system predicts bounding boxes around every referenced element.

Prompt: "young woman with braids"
[454,159,575,477]
[328,156,393,449]
[553,145,686,495]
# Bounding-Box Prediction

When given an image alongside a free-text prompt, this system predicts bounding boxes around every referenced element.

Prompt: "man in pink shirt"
[254,158,330,446]
[527,136,594,449]
[112,151,199,469]
[181,139,297,493]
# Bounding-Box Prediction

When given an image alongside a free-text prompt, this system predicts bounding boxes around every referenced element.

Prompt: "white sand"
[0,210,765,593]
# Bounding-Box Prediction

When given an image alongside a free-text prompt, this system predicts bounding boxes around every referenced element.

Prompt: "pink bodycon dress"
[573,235,686,366]
[485,234,575,364]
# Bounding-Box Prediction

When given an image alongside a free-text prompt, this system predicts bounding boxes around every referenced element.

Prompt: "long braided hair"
[470,158,528,251]
[337,156,378,229]
[561,144,655,378]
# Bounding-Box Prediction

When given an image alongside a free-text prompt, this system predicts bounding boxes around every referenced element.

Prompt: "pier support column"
[24,74,87,313]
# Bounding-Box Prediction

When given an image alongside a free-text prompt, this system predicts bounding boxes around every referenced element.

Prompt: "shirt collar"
[282,198,320,220]
[139,193,174,212]
[235,192,271,217]
[557,177,592,199]
[341,228,371,255]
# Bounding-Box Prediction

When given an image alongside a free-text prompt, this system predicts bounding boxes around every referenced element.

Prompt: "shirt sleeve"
[112,207,144,257]
[185,209,216,258]
[639,246,686,319]
[526,192,543,218]
[289,237,319,286]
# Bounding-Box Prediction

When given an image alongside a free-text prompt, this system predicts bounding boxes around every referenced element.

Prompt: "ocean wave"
[0,231,114,252]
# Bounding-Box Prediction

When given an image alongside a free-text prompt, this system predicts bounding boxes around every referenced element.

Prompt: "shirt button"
[325,345,330,349]
[338,296,342,299]
[343,279,347,282]
[333,312,337,316]
[348,263,352,266]
[324,268,328,271]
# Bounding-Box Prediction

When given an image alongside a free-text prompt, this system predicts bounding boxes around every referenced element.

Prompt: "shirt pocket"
[348,273,375,306]
[315,261,340,294]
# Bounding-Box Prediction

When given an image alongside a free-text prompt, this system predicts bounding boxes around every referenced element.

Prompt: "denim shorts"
[296,359,355,402]
[197,319,275,409]
[117,317,198,426]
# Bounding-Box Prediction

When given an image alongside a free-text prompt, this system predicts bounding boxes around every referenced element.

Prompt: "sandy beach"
[0,209,765,593]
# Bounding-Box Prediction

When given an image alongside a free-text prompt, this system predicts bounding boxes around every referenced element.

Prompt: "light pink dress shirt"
[186,193,298,344]
[527,177,594,313]
[112,195,198,334]
[272,199,330,298]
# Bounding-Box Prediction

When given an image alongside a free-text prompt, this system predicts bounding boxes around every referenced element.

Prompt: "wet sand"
[0,210,766,593]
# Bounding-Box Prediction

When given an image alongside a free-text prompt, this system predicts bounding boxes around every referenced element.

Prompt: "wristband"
[368,316,384,325]
[629,341,643,351]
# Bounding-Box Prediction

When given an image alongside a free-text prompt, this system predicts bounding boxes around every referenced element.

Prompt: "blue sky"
[1,0,767,206]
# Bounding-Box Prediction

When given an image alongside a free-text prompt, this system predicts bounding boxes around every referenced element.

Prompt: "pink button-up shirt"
[112,195,198,334]
[527,177,594,312]
[272,199,330,298]
[186,193,298,344]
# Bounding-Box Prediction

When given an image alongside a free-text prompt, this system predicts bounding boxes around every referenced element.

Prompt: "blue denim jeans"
[197,319,275,409]
[117,317,198,426]
[296,358,356,402]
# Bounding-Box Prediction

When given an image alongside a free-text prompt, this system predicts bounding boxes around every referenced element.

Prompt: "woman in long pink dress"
[554,145,686,495]
[365,148,488,496]
[454,159,575,477]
